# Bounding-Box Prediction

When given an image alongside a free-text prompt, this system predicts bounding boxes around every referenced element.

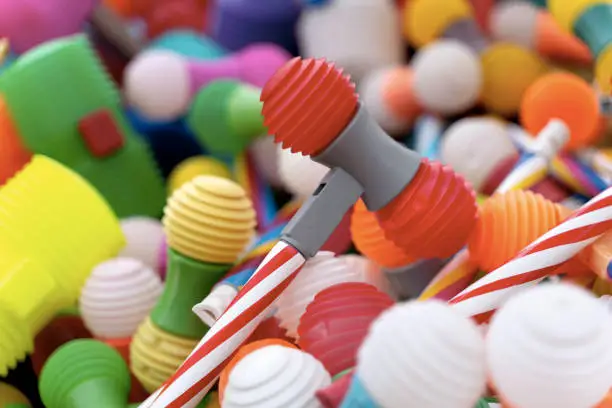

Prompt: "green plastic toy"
[187,80,265,155]
[0,35,165,218]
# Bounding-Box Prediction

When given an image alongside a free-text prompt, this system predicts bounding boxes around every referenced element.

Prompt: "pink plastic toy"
[124,43,291,121]
[0,0,99,54]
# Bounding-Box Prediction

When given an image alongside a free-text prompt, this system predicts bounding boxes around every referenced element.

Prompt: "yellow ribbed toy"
[0,155,125,299]
[403,0,472,47]
[0,383,31,406]
[0,302,31,376]
[167,156,232,196]
[130,317,199,392]
[163,175,256,264]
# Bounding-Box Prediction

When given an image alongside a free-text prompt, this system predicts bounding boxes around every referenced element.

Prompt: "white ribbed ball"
[338,254,390,295]
[275,251,366,338]
[412,40,482,116]
[119,216,165,273]
[487,283,612,408]
[357,300,487,408]
[490,1,539,49]
[223,345,331,408]
[440,117,518,191]
[80,257,163,339]
[277,147,330,200]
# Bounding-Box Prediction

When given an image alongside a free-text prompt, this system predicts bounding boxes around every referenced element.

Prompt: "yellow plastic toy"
[0,155,125,375]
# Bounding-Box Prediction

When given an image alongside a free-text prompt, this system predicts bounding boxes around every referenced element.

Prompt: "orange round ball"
[520,72,601,151]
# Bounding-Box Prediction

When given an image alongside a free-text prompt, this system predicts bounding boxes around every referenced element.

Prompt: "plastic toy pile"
[4,0,612,407]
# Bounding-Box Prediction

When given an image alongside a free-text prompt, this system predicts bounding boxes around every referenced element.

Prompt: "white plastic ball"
[337,254,390,295]
[277,147,330,200]
[275,251,367,338]
[412,40,482,116]
[80,257,163,339]
[487,283,612,408]
[356,300,487,408]
[359,67,413,135]
[223,345,331,408]
[249,135,284,187]
[490,1,539,49]
[124,50,191,121]
[440,117,518,191]
[119,216,165,273]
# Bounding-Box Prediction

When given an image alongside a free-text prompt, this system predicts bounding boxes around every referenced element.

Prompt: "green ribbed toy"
[0,35,165,218]
[187,80,266,155]
[39,339,131,408]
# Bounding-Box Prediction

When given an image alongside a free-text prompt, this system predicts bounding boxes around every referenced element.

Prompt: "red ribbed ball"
[297,282,394,376]
[376,158,478,260]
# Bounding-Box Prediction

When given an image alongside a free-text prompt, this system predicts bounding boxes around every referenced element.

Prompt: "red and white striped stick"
[140,241,307,408]
[450,186,612,319]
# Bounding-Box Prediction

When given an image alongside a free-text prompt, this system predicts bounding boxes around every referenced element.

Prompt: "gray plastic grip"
[442,18,490,54]
[314,103,422,211]
[383,257,449,300]
[281,167,364,258]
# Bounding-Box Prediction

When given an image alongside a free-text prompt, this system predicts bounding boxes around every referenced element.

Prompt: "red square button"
[78,109,125,158]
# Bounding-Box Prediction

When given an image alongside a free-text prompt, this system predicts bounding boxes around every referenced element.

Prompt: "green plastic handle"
[150,249,229,338]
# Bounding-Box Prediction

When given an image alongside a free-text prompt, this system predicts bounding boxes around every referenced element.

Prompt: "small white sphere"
[487,283,612,408]
[412,40,482,116]
[124,50,191,121]
[359,67,413,135]
[357,300,487,408]
[275,251,366,338]
[277,147,330,200]
[80,257,163,339]
[223,345,331,408]
[119,216,165,273]
[249,135,284,187]
[490,1,539,49]
[440,117,518,191]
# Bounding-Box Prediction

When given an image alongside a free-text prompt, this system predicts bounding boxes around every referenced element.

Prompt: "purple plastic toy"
[0,0,99,53]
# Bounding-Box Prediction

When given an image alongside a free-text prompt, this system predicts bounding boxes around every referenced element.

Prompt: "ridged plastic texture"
[468,190,568,273]
[218,339,297,403]
[80,257,164,339]
[39,339,131,408]
[487,284,612,408]
[277,147,330,199]
[162,175,256,264]
[0,155,125,299]
[119,217,165,273]
[377,158,478,260]
[356,300,487,408]
[261,57,359,156]
[0,35,166,218]
[351,199,415,268]
[338,254,389,295]
[297,282,394,376]
[168,156,232,194]
[0,302,31,376]
[223,345,332,408]
[130,317,199,392]
[275,251,368,339]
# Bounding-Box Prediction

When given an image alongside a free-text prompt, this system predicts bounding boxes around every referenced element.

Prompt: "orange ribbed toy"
[377,158,478,260]
[468,190,569,272]
[217,338,297,403]
[351,199,414,268]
